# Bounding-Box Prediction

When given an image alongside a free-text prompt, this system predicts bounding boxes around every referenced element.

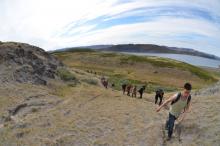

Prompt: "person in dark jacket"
[126,84,132,96]
[138,86,146,98]
[122,84,127,95]
[155,89,164,105]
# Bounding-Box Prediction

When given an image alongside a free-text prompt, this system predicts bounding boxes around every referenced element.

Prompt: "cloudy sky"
[0,0,220,56]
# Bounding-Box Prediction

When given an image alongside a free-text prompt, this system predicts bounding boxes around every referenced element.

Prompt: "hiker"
[122,84,127,95]
[101,77,105,86]
[138,86,146,98]
[132,85,137,97]
[111,83,115,90]
[155,89,164,105]
[156,83,192,141]
[103,80,108,89]
[126,84,132,96]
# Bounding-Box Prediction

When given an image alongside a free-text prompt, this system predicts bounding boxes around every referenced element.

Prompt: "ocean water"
[121,52,220,68]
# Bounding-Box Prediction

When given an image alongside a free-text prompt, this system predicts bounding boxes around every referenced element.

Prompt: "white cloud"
[0,0,220,56]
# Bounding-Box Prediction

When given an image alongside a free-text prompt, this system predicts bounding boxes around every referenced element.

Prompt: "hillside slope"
[53,50,217,90]
[0,69,219,146]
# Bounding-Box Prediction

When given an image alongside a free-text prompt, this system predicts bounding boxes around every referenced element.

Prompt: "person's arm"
[156,94,177,112]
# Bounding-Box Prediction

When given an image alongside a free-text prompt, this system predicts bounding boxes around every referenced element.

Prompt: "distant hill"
[97,44,220,60]
[54,44,220,61]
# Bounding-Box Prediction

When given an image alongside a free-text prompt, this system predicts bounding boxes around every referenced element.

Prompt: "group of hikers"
[123,82,192,141]
[122,83,146,98]
[101,77,115,89]
[100,77,192,141]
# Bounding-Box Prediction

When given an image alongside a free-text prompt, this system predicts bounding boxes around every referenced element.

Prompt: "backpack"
[171,92,191,105]
[156,89,164,95]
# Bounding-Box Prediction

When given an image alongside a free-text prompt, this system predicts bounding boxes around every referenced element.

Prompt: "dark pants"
[122,85,126,95]
[155,94,163,105]
[127,91,130,96]
[165,113,177,138]
[139,91,143,98]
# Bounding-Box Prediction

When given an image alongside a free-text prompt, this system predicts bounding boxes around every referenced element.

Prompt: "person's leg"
[159,96,162,105]
[167,113,176,139]
[165,119,169,130]
[155,94,158,104]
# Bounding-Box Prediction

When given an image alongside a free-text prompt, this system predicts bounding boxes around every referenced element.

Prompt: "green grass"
[120,55,216,81]
[56,68,76,81]
[82,78,98,85]
[99,52,117,57]
[53,50,218,90]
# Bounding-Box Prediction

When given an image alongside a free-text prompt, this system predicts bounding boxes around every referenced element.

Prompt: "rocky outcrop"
[193,81,220,96]
[0,42,63,85]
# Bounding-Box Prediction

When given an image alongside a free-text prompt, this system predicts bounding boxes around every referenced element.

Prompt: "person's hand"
[156,107,161,112]
[177,113,185,123]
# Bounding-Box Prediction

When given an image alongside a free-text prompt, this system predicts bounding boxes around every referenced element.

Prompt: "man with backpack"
[155,89,164,106]
[156,83,192,141]
[138,85,146,99]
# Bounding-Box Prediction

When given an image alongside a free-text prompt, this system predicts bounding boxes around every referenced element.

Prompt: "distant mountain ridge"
[54,44,220,60]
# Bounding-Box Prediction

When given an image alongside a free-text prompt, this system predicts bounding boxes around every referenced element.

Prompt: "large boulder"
[0,42,64,85]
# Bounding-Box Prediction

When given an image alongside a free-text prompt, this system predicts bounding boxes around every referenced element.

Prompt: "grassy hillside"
[52,50,217,92]
[0,47,219,146]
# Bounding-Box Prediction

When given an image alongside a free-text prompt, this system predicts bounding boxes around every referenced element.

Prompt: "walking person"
[138,86,146,99]
[155,89,164,106]
[122,83,127,95]
[127,84,132,96]
[132,85,137,97]
[156,83,192,141]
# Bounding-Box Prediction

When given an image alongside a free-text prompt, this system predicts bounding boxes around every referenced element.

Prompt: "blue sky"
[0,0,220,56]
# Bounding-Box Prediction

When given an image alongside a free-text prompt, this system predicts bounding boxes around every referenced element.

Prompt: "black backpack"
[171,92,191,105]
[156,89,164,95]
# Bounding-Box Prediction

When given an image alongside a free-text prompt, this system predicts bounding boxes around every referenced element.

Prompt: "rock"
[193,81,220,96]
[0,42,64,85]
[8,103,28,116]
